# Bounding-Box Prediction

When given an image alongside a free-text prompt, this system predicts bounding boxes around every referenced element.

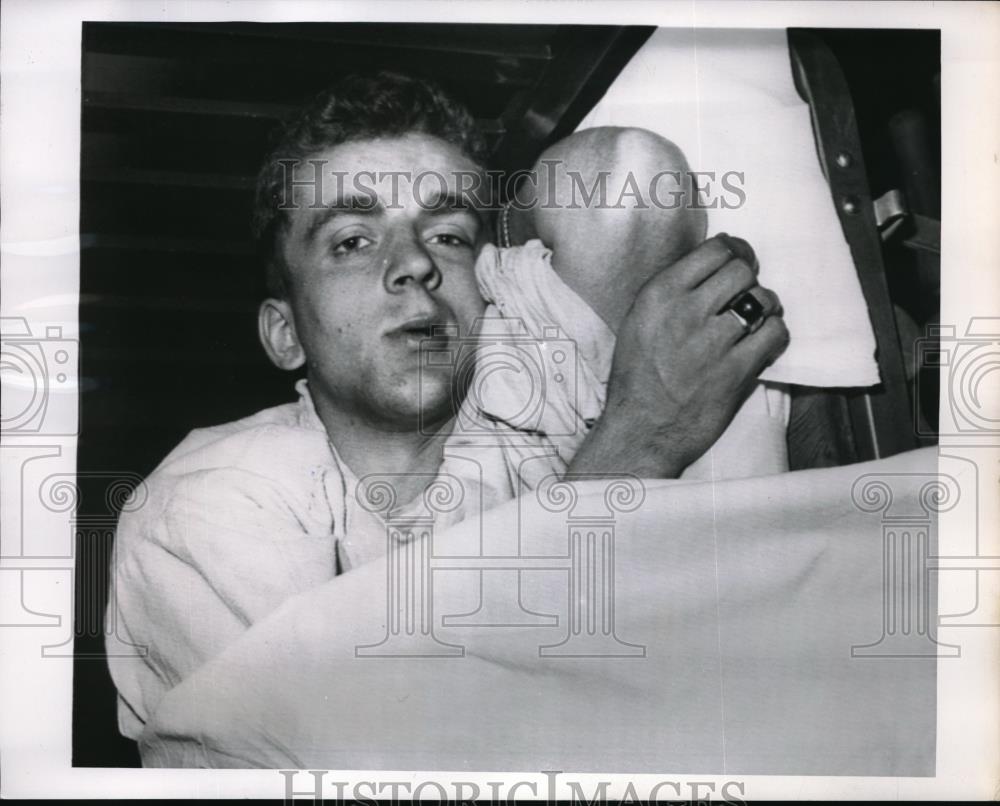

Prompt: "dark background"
[73,23,940,767]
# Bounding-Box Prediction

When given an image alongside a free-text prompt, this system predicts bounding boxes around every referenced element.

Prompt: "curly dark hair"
[252,71,489,299]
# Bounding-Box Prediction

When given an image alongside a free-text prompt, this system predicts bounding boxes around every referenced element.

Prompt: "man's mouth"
[389,315,455,349]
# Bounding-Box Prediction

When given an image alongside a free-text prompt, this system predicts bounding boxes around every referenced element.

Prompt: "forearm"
[566,405,687,480]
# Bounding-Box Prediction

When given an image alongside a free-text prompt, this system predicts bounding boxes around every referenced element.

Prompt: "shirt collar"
[293,378,362,487]
[294,377,329,434]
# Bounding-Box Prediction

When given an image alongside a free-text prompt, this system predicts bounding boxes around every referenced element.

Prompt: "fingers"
[665,233,759,289]
[714,286,784,344]
[694,257,758,316]
[714,234,758,277]
[728,314,791,378]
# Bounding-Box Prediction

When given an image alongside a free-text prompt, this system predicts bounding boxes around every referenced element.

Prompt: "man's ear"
[258,298,306,371]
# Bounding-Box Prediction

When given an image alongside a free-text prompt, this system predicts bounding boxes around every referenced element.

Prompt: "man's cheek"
[442,253,483,290]
[445,280,487,336]
[460,301,486,337]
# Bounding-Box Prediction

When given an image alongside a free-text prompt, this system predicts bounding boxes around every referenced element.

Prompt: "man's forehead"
[280,136,492,241]
[289,134,483,200]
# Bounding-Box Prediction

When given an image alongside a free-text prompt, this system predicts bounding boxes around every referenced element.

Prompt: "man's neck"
[311,393,451,505]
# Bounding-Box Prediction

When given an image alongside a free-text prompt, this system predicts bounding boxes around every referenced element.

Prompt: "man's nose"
[383,230,441,292]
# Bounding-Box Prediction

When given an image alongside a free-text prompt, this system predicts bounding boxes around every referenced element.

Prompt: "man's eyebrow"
[304,198,385,242]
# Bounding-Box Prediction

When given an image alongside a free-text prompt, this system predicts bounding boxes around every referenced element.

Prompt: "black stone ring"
[726,291,766,332]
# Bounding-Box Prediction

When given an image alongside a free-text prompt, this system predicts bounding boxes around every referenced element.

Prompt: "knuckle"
[635,277,675,318]
[724,235,756,267]
[707,234,735,264]
[773,317,791,346]
[638,277,668,308]
[752,285,778,312]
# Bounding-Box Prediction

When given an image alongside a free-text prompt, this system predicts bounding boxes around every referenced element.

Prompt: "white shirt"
[107,378,523,740]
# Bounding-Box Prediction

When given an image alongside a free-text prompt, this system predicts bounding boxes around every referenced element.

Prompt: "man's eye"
[429,233,469,247]
[332,235,372,255]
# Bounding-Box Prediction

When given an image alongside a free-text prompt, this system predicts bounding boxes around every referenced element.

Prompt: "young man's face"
[278,133,489,433]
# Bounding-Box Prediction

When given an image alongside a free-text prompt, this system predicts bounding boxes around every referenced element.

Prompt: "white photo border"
[1,0,998,799]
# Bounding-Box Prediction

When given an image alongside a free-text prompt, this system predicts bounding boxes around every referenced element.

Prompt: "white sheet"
[577,28,880,388]
[137,447,938,773]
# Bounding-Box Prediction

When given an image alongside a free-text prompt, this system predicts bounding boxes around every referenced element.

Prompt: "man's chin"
[413,385,460,435]
[375,367,454,436]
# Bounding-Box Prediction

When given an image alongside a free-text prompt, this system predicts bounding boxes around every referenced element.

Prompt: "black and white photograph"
[1,0,998,800]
